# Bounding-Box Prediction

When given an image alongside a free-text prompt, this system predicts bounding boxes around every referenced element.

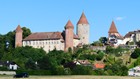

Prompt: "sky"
[0,0,140,43]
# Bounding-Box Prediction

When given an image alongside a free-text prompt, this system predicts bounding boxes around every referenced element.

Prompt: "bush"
[131,48,140,59]
[0,66,9,71]
[72,65,92,75]
[16,70,52,75]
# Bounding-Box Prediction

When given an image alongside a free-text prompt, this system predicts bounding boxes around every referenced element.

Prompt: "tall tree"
[22,27,31,39]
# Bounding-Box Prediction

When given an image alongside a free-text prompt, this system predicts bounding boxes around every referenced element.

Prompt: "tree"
[99,37,108,45]
[96,51,104,61]
[47,50,72,65]
[38,55,57,70]
[22,27,31,39]
[131,48,140,59]
[136,41,140,47]
[91,41,103,46]
[72,65,92,75]
[2,46,46,69]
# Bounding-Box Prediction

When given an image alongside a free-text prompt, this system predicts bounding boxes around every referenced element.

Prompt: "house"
[93,63,105,69]
[9,62,18,70]
[123,30,140,45]
[74,60,91,66]
[0,61,18,70]
[128,66,140,76]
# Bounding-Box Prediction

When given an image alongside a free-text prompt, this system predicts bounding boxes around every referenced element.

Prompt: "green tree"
[99,37,108,45]
[38,55,57,70]
[72,65,92,75]
[96,51,104,61]
[136,41,140,47]
[131,48,140,59]
[2,46,46,69]
[22,27,31,39]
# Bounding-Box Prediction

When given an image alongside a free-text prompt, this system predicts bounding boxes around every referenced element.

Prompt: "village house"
[0,61,18,70]
[128,66,140,76]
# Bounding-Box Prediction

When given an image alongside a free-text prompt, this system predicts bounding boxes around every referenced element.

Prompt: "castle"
[15,12,90,52]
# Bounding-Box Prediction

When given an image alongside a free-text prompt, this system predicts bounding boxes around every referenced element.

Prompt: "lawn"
[1,75,140,79]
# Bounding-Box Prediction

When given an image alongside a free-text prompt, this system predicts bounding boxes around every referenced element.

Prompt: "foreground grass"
[1,75,140,79]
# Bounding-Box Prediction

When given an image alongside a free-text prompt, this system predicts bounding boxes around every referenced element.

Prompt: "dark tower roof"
[77,12,89,25]
[65,20,74,29]
[16,25,23,32]
[108,21,118,33]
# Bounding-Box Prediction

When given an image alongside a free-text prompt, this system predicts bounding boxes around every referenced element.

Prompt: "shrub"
[16,70,52,75]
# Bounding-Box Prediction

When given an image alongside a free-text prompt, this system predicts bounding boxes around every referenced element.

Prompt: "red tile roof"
[23,32,79,41]
[23,32,63,40]
[65,20,74,29]
[16,25,23,32]
[108,21,118,33]
[124,31,134,38]
[94,63,105,69]
[77,12,89,25]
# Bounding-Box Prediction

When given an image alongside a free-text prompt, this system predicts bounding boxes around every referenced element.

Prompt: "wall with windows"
[23,39,64,53]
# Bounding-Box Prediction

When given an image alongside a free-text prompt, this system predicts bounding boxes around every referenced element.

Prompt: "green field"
[1,75,140,79]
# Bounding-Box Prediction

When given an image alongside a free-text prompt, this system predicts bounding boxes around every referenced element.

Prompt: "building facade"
[15,12,90,53]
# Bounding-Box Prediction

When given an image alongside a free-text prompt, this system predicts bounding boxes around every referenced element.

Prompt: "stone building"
[15,12,90,52]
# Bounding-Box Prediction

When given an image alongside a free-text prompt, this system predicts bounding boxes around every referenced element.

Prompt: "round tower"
[65,20,74,51]
[77,12,89,45]
[15,25,23,47]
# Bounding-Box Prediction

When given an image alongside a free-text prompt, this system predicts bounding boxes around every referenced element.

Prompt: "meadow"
[1,75,140,79]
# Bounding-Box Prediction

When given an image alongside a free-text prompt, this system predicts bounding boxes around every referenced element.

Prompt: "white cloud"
[115,17,125,21]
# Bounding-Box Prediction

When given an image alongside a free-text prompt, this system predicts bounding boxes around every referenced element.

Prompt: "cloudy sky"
[0,0,140,43]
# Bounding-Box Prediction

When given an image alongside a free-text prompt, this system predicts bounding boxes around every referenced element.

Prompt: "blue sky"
[0,0,140,43]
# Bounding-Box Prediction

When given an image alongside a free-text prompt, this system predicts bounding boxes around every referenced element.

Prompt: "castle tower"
[15,25,23,47]
[108,21,118,36]
[77,12,89,45]
[108,21,123,45]
[65,20,74,51]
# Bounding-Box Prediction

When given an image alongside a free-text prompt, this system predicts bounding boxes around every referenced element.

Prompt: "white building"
[128,66,140,76]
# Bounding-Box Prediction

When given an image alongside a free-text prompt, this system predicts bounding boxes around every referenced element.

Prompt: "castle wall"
[23,39,64,53]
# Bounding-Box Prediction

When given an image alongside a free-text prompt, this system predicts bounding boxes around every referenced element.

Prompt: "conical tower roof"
[108,21,118,33]
[65,20,74,29]
[16,25,23,32]
[77,12,89,25]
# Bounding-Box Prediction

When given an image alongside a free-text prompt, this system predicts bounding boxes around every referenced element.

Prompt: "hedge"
[16,70,52,75]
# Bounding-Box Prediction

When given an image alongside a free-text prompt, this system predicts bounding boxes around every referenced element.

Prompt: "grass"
[1,75,140,79]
